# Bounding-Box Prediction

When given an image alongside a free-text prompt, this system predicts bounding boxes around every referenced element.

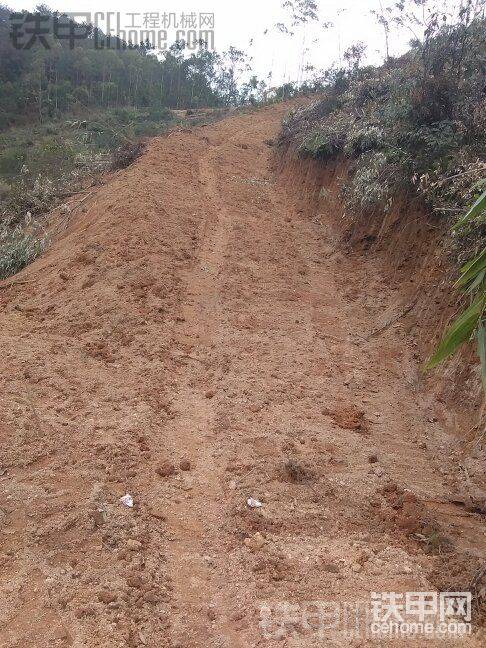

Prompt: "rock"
[331,405,368,433]
[126,539,142,551]
[156,461,176,477]
[351,563,363,573]
[91,508,106,528]
[355,550,369,565]
[53,626,70,640]
[205,390,216,399]
[368,453,379,463]
[179,458,191,471]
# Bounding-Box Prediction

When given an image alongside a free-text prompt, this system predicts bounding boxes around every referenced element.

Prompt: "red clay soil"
[0,102,484,647]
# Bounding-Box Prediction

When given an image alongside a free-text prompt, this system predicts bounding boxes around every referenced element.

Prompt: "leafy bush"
[111,141,145,170]
[26,138,76,176]
[298,112,353,159]
[344,124,384,156]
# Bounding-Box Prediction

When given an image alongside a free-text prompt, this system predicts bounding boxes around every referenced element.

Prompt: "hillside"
[0,101,484,647]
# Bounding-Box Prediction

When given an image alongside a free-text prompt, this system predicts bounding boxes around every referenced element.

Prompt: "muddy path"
[0,102,484,647]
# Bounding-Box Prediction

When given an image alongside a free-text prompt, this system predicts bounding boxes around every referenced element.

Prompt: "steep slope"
[0,102,484,647]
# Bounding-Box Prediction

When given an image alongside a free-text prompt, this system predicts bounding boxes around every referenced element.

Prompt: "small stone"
[179,458,191,471]
[126,539,142,551]
[205,390,216,399]
[419,442,427,450]
[351,563,363,573]
[156,461,176,477]
[127,575,144,589]
[207,607,217,621]
[53,626,69,640]
[368,453,378,464]
[91,509,106,527]
[356,550,369,565]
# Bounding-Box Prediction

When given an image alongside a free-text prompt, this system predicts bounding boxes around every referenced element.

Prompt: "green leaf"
[464,268,486,295]
[478,322,486,388]
[456,247,486,289]
[453,190,486,230]
[425,295,485,370]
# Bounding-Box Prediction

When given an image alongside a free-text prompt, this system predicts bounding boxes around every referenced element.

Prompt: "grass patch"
[0,217,49,280]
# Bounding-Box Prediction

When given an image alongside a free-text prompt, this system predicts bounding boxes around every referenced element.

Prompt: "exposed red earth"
[0,101,484,647]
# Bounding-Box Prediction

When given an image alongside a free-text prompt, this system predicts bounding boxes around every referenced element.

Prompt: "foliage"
[426,191,486,386]
[0,5,259,131]
[0,214,49,279]
[281,10,486,226]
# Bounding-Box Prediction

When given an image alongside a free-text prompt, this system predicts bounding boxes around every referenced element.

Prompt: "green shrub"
[344,124,384,156]
[147,107,173,121]
[426,191,486,387]
[298,112,353,160]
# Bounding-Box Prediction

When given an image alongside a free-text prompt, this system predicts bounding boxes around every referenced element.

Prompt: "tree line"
[0,4,259,130]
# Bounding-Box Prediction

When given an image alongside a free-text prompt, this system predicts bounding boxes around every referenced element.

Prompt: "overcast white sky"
[6,0,414,84]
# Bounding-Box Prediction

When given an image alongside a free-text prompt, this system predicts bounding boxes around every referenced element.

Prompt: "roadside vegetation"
[0,3,298,278]
[278,1,485,381]
[427,191,486,385]
[281,5,485,245]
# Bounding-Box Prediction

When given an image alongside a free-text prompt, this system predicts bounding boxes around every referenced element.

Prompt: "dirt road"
[0,103,483,647]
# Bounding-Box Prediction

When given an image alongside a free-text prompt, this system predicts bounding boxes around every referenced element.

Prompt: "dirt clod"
[179,458,191,471]
[156,461,176,477]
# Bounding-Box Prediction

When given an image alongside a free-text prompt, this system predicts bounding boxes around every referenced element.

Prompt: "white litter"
[120,494,134,508]
[247,497,262,508]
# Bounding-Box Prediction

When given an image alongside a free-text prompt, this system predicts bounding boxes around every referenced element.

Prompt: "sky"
[5,0,415,84]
